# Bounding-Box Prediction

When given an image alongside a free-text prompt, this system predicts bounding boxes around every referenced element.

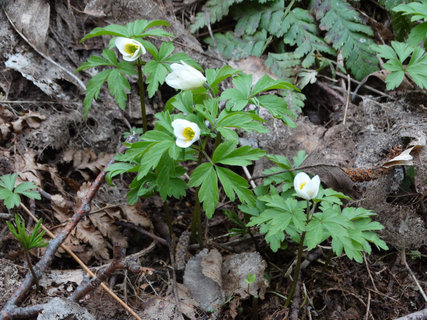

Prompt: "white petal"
[115,37,145,61]
[175,138,193,148]
[165,61,206,90]
[305,175,320,199]
[294,172,310,191]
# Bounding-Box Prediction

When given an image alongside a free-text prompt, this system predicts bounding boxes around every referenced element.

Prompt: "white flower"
[165,61,206,90]
[171,119,200,148]
[294,172,320,200]
[115,37,146,62]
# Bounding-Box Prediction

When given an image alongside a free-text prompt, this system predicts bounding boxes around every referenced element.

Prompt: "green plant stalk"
[137,61,147,133]
[284,199,312,307]
[24,250,41,292]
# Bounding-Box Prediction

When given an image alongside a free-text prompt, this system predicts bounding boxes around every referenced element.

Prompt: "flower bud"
[171,119,200,148]
[165,61,206,90]
[115,37,146,62]
[294,172,320,200]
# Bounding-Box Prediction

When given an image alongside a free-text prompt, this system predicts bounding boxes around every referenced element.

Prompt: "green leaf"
[190,0,245,33]
[81,24,130,41]
[0,173,18,190]
[221,73,252,110]
[83,69,112,117]
[137,140,175,179]
[205,31,270,60]
[312,0,379,80]
[189,163,219,218]
[251,75,297,96]
[105,162,136,185]
[213,141,265,166]
[206,66,241,93]
[13,182,41,200]
[216,166,255,206]
[144,60,169,98]
[107,69,130,110]
[216,110,268,139]
[118,61,137,76]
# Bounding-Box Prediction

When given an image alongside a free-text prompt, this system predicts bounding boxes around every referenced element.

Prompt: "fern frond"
[190,0,244,33]
[233,0,285,37]
[205,31,270,60]
[265,52,300,81]
[312,0,379,79]
[282,8,335,68]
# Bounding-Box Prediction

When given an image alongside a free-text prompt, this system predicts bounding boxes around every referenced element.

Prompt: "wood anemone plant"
[6,215,49,291]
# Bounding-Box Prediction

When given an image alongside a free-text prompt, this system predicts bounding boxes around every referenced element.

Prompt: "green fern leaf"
[205,31,270,60]
[312,0,379,79]
[282,8,335,68]
[265,52,300,80]
[190,0,244,33]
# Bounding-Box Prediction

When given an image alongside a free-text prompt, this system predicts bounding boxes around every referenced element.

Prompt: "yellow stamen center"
[183,127,195,142]
[299,182,306,190]
[124,43,138,55]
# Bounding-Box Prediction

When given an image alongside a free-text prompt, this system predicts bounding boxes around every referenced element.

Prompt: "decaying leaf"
[0,110,46,140]
[141,284,198,320]
[200,249,222,288]
[4,0,50,51]
[183,249,224,312]
[89,211,127,248]
[382,136,426,168]
[76,219,109,260]
[222,252,268,300]
[63,148,112,180]
[120,204,152,228]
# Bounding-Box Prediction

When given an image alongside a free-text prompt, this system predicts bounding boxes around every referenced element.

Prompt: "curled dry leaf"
[382,136,426,168]
[0,110,46,140]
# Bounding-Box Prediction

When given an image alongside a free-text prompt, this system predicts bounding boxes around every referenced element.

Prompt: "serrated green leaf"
[105,162,136,185]
[107,69,130,110]
[212,141,265,166]
[216,166,255,206]
[144,60,169,98]
[251,75,298,96]
[206,66,241,93]
[83,69,112,117]
[118,61,137,76]
[312,0,379,79]
[137,140,175,179]
[81,24,130,41]
[189,163,218,218]
[190,0,245,33]
[0,174,18,190]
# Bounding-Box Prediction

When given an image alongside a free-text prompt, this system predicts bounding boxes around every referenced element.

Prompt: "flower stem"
[163,201,173,241]
[284,200,311,307]
[24,250,41,292]
[137,62,147,132]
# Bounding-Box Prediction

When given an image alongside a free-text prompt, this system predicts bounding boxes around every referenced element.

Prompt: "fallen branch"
[0,136,138,320]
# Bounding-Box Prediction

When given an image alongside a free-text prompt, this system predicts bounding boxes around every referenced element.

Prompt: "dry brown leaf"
[382,136,426,168]
[120,205,152,228]
[89,212,128,248]
[4,0,50,51]
[63,148,112,180]
[201,249,222,288]
[76,219,109,260]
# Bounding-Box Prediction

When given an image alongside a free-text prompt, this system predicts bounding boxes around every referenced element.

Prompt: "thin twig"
[402,249,427,303]
[342,74,351,125]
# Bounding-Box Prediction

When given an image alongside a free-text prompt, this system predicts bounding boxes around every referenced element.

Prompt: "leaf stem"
[137,61,147,132]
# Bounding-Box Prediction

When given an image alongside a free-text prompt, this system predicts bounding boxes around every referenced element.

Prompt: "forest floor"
[0,1,426,319]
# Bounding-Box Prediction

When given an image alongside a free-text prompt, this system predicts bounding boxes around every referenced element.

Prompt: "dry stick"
[0,137,143,320]
[342,74,351,125]
[393,308,427,320]
[70,245,125,302]
[402,249,427,303]
[3,8,86,92]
